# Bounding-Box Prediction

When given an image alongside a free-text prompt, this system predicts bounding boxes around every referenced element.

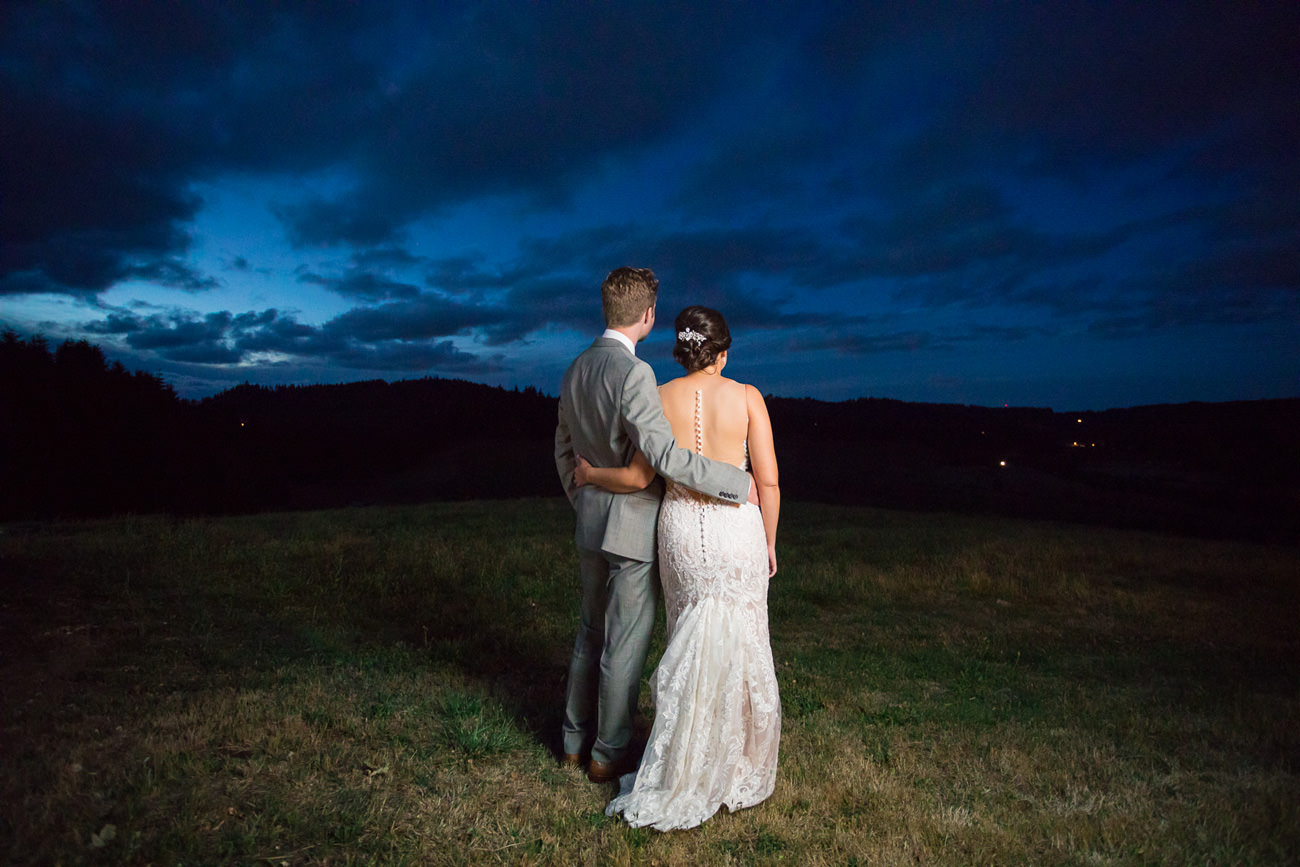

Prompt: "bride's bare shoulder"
[659,376,690,395]
[716,376,755,399]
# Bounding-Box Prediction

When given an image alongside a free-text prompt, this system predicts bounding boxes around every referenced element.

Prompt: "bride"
[574,305,781,831]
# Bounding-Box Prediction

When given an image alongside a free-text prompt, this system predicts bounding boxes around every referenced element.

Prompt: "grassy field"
[1,498,1296,865]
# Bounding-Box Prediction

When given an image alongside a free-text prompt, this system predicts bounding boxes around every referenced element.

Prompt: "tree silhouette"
[1,331,190,518]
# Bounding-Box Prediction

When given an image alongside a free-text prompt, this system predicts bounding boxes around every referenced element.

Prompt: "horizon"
[17,327,1295,417]
[2,3,1297,412]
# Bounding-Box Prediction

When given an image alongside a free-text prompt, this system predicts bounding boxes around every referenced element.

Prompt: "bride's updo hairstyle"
[673,305,731,372]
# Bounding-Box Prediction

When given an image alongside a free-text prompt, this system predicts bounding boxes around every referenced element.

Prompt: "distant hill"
[2,332,1296,541]
[196,378,557,510]
[766,395,1299,540]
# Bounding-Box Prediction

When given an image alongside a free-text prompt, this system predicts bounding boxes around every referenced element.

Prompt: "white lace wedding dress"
[606,391,781,831]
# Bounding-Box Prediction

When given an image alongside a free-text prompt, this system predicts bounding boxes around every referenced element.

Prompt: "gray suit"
[555,336,749,765]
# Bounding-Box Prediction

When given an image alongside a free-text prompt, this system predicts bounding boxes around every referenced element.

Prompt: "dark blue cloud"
[77,302,502,376]
[321,293,510,342]
[297,271,421,302]
[83,310,240,364]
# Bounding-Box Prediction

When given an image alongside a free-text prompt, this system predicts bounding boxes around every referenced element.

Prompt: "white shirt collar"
[602,328,636,356]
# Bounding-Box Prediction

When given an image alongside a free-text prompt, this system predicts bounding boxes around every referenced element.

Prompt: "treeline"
[199,377,557,510]
[1,333,194,518]
[766,393,1300,538]
[3,331,1297,540]
[1,332,557,520]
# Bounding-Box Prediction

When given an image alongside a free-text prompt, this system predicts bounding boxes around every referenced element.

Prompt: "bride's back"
[659,375,750,468]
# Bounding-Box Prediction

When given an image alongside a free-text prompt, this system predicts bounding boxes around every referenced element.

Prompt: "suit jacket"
[555,337,750,562]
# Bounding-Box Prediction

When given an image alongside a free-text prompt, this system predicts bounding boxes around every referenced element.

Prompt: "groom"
[554,266,752,784]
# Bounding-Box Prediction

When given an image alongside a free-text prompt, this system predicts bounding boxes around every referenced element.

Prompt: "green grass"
[2,498,1296,865]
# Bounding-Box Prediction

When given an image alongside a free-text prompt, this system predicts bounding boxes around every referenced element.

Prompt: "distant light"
[999,460,1007,467]
[1077,418,1083,423]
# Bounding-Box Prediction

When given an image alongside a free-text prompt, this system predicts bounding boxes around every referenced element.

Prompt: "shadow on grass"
[408,577,573,757]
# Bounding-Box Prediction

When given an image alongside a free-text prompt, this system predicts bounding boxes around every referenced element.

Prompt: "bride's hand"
[573,455,593,488]
[767,545,778,578]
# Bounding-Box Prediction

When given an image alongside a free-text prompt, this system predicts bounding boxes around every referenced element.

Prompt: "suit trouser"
[562,546,658,764]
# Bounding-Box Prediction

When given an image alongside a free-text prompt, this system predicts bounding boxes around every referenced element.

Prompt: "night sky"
[2,2,1297,410]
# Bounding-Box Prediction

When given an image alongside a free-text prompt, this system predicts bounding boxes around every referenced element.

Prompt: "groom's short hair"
[602,267,659,327]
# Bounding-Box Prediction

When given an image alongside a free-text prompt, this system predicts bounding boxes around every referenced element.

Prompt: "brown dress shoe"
[587,757,632,784]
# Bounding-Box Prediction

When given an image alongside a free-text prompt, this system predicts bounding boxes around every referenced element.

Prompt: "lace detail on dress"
[606,387,780,831]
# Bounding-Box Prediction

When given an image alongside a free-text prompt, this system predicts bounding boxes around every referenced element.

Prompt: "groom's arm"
[620,363,749,504]
[554,393,579,505]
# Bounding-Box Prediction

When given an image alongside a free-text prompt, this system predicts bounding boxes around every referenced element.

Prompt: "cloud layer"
[2,1,1296,408]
